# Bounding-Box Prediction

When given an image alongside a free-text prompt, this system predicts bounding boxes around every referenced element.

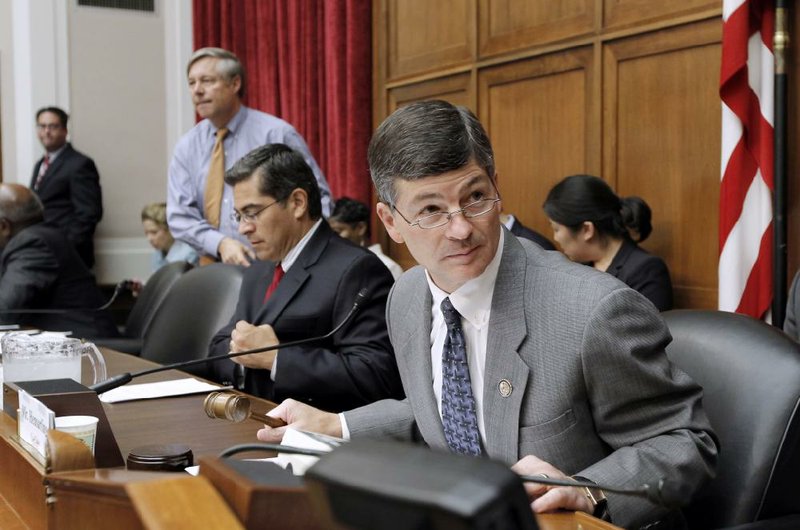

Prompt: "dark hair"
[543,174,653,243]
[36,106,69,128]
[188,47,246,98]
[368,100,495,204]
[331,197,371,237]
[225,143,322,220]
[620,196,652,242]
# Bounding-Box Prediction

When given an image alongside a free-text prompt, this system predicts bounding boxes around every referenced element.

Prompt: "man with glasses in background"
[30,106,103,269]
[168,47,332,266]
[258,100,718,529]
[207,143,403,413]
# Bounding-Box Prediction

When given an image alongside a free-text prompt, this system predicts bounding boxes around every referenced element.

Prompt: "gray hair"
[187,47,246,98]
[367,100,495,205]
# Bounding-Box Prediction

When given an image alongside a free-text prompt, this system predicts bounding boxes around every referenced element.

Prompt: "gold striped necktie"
[203,127,229,228]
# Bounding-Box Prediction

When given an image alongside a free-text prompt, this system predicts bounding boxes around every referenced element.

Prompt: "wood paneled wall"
[373,0,799,310]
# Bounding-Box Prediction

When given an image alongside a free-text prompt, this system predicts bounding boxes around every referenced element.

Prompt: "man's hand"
[218,238,255,266]
[257,399,343,442]
[511,455,594,515]
[230,321,279,370]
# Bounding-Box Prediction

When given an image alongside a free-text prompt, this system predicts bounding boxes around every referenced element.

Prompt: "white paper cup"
[54,415,99,455]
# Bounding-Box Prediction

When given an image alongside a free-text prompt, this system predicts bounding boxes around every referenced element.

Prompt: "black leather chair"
[140,263,243,378]
[94,261,193,354]
[663,310,800,529]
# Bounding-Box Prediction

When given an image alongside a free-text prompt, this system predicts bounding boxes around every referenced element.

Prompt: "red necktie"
[263,265,285,303]
[34,155,50,190]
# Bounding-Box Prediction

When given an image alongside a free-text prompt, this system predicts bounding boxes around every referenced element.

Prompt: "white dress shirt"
[269,219,322,380]
[425,228,504,444]
[341,228,505,442]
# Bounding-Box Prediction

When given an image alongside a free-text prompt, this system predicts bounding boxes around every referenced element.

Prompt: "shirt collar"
[208,104,247,138]
[280,219,322,272]
[46,144,68,160]
[426,227,505,328]
[501,213,516,230]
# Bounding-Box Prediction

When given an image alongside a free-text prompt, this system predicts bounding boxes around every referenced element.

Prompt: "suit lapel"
[30,160,42,188]
[254,222,330,325]
[34,144,72,193]
[394,274,449,449]
[483,231,530,462]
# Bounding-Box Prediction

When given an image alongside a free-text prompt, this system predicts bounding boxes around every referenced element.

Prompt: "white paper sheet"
[264,428,343,475]
[99,378,228,403]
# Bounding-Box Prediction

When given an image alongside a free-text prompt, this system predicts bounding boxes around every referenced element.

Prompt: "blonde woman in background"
[141,202,199,272]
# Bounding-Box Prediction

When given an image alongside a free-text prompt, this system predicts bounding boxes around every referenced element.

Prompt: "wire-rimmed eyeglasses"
[231,200,280,225]
[392,197,501,229]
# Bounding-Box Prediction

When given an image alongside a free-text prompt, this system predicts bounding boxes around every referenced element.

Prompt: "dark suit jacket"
[606,238,673,311]
[31,143,103,268]
[0,224,119,338]
[209,221,404,412]
[509,218,556,250]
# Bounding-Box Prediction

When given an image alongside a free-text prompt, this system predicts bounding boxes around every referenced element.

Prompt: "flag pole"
[772,0,789,327]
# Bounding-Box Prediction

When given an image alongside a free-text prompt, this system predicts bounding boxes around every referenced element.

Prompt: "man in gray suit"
[258,100,718,528]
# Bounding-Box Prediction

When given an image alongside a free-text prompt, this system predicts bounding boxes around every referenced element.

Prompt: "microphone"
[90,287,370,394]
[0,278,135,314]
[520,474,684,508]
[217,441,684,508]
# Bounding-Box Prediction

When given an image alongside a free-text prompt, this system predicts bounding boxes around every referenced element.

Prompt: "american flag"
[718,0,775,318]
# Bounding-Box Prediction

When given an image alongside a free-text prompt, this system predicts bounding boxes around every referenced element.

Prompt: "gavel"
[203,391,287,428]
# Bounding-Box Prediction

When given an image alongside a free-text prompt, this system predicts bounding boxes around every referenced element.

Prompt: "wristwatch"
[572,476,609,520]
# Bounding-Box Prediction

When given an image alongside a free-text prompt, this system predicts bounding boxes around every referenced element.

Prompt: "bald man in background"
[0,184,117,338]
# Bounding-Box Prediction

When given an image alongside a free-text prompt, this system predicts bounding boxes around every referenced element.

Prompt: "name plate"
[18,390,55,464]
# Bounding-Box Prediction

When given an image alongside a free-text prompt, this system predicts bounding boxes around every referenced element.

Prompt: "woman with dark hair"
[543,175,673,311]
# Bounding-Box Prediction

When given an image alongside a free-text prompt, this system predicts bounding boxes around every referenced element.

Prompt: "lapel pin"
[498,379,513,397]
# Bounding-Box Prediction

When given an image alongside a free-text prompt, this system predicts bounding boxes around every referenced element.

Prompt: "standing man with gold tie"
[168,47,332,266]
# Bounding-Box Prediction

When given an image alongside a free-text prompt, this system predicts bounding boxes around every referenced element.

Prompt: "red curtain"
[192,0,373,205]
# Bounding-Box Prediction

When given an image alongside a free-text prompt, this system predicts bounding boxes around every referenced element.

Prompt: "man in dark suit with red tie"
[30,107,103,268]
[208,143,404,412]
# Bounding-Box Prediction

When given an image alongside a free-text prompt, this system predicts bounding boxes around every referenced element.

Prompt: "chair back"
[126,261,194,339]
[141,263,243,378]
[663,309,800,529]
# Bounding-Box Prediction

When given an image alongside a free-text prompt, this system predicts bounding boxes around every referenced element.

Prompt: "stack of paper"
[270,428,344,475]
[99,378,228,403]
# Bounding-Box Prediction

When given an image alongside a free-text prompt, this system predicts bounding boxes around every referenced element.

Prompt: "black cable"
[219,443,327,458]
[0,278,134,314]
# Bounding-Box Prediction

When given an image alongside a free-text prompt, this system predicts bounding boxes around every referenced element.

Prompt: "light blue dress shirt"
[150,239,200,272]
[167,105,332,257]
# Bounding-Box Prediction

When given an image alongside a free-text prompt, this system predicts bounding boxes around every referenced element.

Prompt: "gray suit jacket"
[784,270,800,340]
[345,230,717,529]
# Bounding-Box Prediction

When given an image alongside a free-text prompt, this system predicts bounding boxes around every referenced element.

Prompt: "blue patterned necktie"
[440,297,483,456]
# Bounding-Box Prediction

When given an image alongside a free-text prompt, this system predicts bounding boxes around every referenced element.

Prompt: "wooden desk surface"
[95,350,266,459]
[1,351,622,530]
[0,349,273,530]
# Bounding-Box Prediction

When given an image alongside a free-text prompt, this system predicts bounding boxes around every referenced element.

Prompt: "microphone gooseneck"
[90,287,370,394]
[520,474,678,508]
[0,279,135,314]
